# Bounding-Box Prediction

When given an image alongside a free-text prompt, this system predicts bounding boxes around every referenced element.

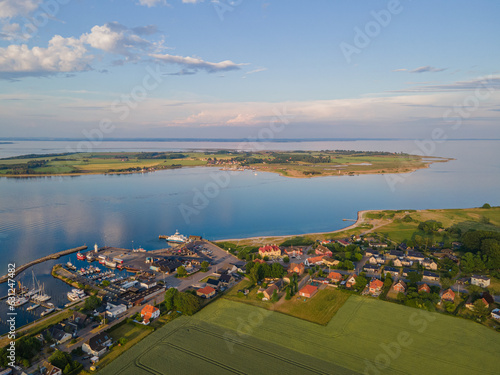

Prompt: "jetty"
[0,245,87,284]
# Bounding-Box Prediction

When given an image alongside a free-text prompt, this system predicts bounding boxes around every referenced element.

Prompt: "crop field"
[99,297,499,375]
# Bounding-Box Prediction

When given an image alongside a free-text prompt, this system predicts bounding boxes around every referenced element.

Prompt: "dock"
[0,245,87,284]
[342,219,357,222]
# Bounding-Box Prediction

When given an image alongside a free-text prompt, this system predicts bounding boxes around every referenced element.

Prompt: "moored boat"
[76,252,86,260]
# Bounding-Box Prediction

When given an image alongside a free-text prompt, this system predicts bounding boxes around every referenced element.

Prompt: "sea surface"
[0,139,499,333]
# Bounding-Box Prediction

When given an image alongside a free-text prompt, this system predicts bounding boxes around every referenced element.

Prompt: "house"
[363,264,381,274]
[72,311,88,328]
[82,332,112,357]
[351,235,361,242]
[258,244,281,259]
[393,280,407,293]
[311,277,330,285]
[140,305,160,325]
[322,257,340,267]
[441,288,455,302]
[328,271,342,283]
[298,284,318,298]
[365,249,379,257]
[150,259,182,274]
[106,302,127,318]
[418,283,431,293]
[253,258,266,264]
[482,292,495,305]
[423,271,440,282]
[466,298,489,310]
[48,324,72,345]
[368,256,378,265]
[288,262,305,275]
[386,250,404,259]
[219,273,235,286]
[304,256,325,266]
[402,268,418,277]
[471,275,491,288]
[263,284,279,300]
[139,279,157,289]
[197,286,216,299]
[315,245,333,257]
[369,279,384,295]
[407,251,425,262]
[345,274,357,288]
[383,266,399,277]
[336,239,350,247]
[40,361,62,375]
[284,247,303,258]
[206,278,221,290]
[371,242,388,248]
[491,308,500,321]
[393,258,403,267]
[456,277,469,285]
[400,258,414,267]
[422,259,438,271]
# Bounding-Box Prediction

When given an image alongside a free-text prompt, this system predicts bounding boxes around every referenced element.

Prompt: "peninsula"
[0,150,450,178]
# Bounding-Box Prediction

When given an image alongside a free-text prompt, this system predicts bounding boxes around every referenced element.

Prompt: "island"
[0,150,451,177]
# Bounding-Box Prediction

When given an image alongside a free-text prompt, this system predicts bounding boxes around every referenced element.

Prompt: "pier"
[0,245,87,284]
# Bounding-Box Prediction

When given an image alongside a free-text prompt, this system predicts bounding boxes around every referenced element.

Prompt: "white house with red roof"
[258,244,282,259]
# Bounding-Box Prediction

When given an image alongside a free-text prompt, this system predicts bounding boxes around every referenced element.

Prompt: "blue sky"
[0,0,499,139]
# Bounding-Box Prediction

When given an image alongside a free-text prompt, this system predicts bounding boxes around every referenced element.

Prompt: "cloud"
[0,35,91,79]
[242,67,267,78]
[182,0,204,3]
[410,66,446,73]
[81,22,155,61]
[150,53,247,73]
[392,68,407,72]
[137,0,168,7]
[0,0,41,18]
[391,75,500,93]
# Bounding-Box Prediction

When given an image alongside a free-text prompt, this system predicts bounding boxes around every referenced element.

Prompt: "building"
[471,275,491,288]
[206,278,221,290]
[219,273,235,287]
[422,259,438,271]
[106,302,127,318]
[393,258,403,267]
[304,256,324,266]
[40,361,62,375]
[82,332,112,357]
[393,280,407,293]
[363,264,381,274]
[336,239,350,247]
[315,245,333,257]
[288,262,305,275]
[263,284,280,300]
[197,286,216,299]
[139,279,157,289]
[402,268,418,277]
[328,271,342,283]
[141,305,160,325]
[345,274,357,288]
[407,251,425,262]
[418,283,431,293]
[48,324,73,345]
[422,271,440,282]
[365,249,380,257]
[369,279,384,295]
[400,258,414,267]
[72,311,88,328]
[258,244,281,259]
[368,256,379,265]
[150,259,182,274]
[441,288,455,302]
[383,266,400,277]
[491,308,500,321]
[322,257,340,267]
[371,242,388,248]
[298,284,318,298]
[465,298,489,310]
[284,247,303,258]
[385,250,404,259]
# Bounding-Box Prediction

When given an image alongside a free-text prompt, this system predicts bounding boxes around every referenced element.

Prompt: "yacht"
[41,308,54,317]
[67,289,85,302]
[165,230,188,243]
[8,296,29,307]
[26,303,40,311]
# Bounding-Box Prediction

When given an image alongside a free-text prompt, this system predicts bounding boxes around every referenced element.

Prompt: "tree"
[397,292,406,302]
[271,289,279,302]
[201,261,210,272]
[177,266,187,277]
[263,256,269,261]
[84,295,101,311]
[173,292,200,316]
[407,271,423,285]
[283,256,290,263]
[164,287,179,311]
[472,299,490,320]
[101,280,110,287]
[355,276,367,292]
[482,203,491,209]
[285,286,291,300]
[308,268,314,276]
[440,277,453,290]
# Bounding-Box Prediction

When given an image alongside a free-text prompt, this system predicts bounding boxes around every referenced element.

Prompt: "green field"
[0,150,448,178]
[99,297,500,375]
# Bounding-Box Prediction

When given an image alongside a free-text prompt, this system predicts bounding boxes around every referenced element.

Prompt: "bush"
[482,203,491,209]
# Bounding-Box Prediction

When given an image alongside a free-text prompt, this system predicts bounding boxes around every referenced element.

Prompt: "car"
[92,324,98,328]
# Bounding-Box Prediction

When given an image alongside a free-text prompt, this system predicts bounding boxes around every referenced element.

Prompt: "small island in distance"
[0,150,451,177]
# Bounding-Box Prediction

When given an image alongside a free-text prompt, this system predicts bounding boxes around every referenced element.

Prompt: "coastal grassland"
[96,322,153,369]
[98,297,500,375]
[0,150,449,177]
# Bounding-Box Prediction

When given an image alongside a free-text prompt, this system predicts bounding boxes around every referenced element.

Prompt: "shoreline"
[217,209,379,243]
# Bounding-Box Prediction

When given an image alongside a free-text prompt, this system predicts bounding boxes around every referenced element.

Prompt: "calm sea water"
[0,139,498,332]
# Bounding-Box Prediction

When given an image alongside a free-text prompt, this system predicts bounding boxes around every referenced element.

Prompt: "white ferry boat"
[165,230,188,243]
[67,289,86,301]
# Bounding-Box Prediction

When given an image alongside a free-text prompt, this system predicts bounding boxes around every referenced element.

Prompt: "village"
[1,225,499,375]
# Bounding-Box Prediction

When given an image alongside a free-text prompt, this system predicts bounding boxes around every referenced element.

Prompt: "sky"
[0,0,499,139]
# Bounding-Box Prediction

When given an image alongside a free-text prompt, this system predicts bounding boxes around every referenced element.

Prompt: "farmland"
[0,150,449,178]
[99,297,500,375]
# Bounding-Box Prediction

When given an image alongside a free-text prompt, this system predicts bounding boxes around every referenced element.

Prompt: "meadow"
[99,297,500,375]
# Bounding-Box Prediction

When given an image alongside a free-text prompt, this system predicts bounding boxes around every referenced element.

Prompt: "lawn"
[273,288,350,325]
[99,297,500,375]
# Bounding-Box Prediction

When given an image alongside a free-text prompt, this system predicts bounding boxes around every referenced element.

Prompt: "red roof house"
[441,288,455,302]
[418,283,431,293]
[197,286,216,299]
[298,285,318,298]
[369,279,384,294]
[328,271,342,283]
[140,305,160,325]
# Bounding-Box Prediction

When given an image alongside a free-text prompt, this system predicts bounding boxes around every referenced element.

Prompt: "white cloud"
[0,0,41,18]
[0,35,91,78]
[182,0,204,3]
[137,0,167,7]
[410,66,447,73]
[150,53,246,73]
